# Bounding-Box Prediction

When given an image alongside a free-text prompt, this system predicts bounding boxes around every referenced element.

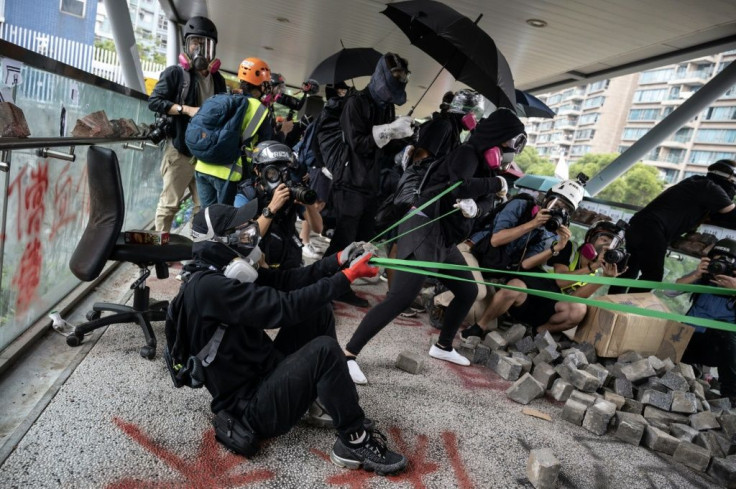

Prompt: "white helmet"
[547,178,585,211]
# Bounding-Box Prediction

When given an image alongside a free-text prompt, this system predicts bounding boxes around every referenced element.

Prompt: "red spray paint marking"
[49,162,79,240]
[447,363,512,392]
[11,238,42,314]
[442,431,475,489]
[107,417,274,489]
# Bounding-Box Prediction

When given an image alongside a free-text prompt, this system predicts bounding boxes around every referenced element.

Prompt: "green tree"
[515,146,552,173]
[94,39,116,51]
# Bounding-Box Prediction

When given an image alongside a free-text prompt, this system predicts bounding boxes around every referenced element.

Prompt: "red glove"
[341,253,379,283]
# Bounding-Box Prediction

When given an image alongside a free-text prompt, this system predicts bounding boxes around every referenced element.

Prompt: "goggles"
[391,68,410,83]
[191,208,261,249]
[589,231,623,250]
[544,197,574,214]
[506,133,527,154]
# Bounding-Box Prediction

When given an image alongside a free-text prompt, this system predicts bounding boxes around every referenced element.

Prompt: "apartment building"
[526,50,736,184]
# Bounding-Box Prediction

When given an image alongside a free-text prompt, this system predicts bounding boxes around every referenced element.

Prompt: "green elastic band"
[372,258,736,334]
[369,180,462,244]
[375,208,460,247]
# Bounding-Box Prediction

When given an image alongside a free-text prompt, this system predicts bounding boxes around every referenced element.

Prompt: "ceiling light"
[262,46,274,51]
[276,17,290,23]
[526,19,547,28]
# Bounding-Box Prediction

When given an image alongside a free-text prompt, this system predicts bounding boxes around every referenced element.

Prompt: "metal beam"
[167,19,180,68]
[102,0,146,93]
[586,60,736,196]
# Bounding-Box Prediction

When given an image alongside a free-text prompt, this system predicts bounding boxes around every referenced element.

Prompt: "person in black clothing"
[166,202,407,474]
[323,53,414,308]
[148,16,227,232]
[611,159,736,293]
[343,109,522,385]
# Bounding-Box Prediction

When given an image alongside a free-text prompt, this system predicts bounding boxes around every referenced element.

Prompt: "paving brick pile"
[456,322,736,487]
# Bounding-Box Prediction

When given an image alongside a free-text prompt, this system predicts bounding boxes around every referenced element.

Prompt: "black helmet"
[585,220,625,247]
[191,202,259,268]
[707,159,736,183]
[708,238,736,260]
[448,89,485,118]
[183,16,218,43]
[252,140,295,168]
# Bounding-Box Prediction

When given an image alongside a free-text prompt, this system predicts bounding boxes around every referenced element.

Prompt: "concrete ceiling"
[159,0,736,117]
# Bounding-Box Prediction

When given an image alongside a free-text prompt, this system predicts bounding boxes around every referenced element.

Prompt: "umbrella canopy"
[515,89,556,119]
[382,0,516,109]
[308,47,383,85]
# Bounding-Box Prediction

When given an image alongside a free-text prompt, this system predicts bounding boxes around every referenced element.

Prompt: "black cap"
[468,108,525,152]
[191,201,258,236]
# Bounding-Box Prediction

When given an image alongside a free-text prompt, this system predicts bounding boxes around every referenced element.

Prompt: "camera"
[707,257,735,277]
[544,208,570,232]
[603,248,631,268]
[285,180,317,205]
[148,115,172,145]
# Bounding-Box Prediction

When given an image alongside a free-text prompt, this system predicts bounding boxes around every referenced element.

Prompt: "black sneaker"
[409,298,426,313]
[427,302,445,330]
[305,399,333,428]
[461,323,487,340]
[336,290,370,308]
[330,429,407,475]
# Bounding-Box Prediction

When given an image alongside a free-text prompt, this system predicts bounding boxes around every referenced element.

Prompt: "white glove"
[372,116,414,148]
[495,176,508,199]
[453,198,479,218]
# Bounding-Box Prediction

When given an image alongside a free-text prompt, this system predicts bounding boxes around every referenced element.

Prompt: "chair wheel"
[140,345,156,359]
[66,333,83,347]
[86,310,101,321]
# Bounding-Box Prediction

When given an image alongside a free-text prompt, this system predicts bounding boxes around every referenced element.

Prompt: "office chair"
[67,145,192,359]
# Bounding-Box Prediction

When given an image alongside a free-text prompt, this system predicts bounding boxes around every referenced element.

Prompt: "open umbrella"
[309,47,383,85]
[515,89,556,118]
[382,0,516,113]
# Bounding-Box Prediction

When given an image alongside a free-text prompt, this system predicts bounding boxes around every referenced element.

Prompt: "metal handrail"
[0,136,156,151]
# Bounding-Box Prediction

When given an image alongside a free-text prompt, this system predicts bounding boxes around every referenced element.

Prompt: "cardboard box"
[574,293,694,362]
[123,229,170,245]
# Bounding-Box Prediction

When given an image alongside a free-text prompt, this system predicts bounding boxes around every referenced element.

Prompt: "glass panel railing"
[0,41,161,352]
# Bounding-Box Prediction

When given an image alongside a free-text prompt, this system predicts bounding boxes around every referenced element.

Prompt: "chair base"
[66,284,167,360]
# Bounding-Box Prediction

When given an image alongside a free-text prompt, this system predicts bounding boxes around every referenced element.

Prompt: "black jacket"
[168,254,349,414]
[148,65,227,156]
[337,90,395,194]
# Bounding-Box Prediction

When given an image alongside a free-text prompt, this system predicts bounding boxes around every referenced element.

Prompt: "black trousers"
[609,221,668,294]
[324,188,377,256]
[681,328,736,398]
[241,306,365,439]
[346,246,477,354]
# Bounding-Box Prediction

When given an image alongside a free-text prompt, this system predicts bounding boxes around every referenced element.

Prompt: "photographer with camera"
[239,140,318,269]
[148,16,227,232]
[263,73,320,147]
[612,159,736,293]
[675,238,736,404]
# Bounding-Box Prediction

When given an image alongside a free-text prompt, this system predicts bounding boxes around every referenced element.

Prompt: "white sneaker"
[302,243,322,259]
[429,345,470,366]
[347,359,368,385]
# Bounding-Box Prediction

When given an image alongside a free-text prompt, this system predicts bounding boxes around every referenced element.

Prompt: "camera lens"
[290,185,317,205]
[544,218,561,233]
[604,249,624,264]
[707,259,730,276]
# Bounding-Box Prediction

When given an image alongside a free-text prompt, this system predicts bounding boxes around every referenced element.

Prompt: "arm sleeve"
[341,96,377,156]
[255,253,341,290]
[492,200,525,234]
[147,66,179,114]
[548,241,574,266]
[445,146,503,200]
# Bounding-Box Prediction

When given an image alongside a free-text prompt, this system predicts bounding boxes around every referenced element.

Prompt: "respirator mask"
[179,36,220,73]
[483,132,527,171]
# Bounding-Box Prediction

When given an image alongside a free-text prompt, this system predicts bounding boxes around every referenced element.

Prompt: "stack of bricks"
[457,323,736,486]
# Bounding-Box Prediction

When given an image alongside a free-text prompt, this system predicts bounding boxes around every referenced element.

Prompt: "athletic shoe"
[429,344,470,366]
[409,298,426,313]
[330,429,407,476]
[379,271,388,282]
[305,398,333,428]
[399,307,417,318]
[347,359,368,385]
[302,243,323,259]
[460,323,487,340]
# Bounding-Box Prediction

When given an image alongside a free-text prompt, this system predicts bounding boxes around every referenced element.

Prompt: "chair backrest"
[70,146,125,281]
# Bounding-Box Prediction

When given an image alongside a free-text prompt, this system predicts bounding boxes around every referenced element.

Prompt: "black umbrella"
[309,47,383,85]
[382,0,516,113]
[515,89,556,118]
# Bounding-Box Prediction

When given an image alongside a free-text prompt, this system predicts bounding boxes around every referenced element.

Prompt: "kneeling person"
[164,202,406,474]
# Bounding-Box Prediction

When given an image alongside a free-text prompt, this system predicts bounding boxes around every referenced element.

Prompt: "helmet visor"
[229,221,260,247]
[186,36,216,61]
[506,133,527,154]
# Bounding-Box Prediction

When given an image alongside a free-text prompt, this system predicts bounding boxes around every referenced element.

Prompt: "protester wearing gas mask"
[342,109,520,385]
[165,202,407,474]
[674,238,736,404]
[463,218,628,338]
[148,16,226,232]
[262,73,320,146]
[611,159,736,294]
[323,53,414,308]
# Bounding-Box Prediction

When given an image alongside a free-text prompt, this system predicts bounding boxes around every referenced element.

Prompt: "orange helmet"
[238,57,271,87]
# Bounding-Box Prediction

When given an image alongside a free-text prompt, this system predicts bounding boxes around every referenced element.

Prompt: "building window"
[673,128,693,143]
[639,68,674,84]
[579,113,599,125]
[705,106,736,121]
[628,108,660,121]
[689,150,736,165]
[583,96,605,109]
[684,171,705,179]
[574,129,595,140]
[633,89,667,103]
[570,145,591,156]
[695,129,736,144]
[664,148,684,164]
[588,80,609,93]
[660,169,678,184]
[547,94,562,105]
[622,127,649,140]
[60,0,85,17]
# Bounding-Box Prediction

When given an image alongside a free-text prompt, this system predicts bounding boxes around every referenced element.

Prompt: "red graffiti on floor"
[447,363,512,392]
[107,417,274,489]
[312,427,474,488]
[333,291,425,328]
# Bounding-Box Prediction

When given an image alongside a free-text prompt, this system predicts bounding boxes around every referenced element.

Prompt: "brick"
[506,373,546,405]
[643,406,689,429]
[638,376,670,394]
[677,362,696,381]
[621,359,656,383]
[532,362,558,390]
[614,412,648,445]
[609,362,626,380]
[647,355,667,376]
[621,398,644,415]
[669,423,700,442]
[527,448,560,489]
[483,331,507,350]
[555,364,575,384]
[562,398,588,425]
[533,344,561,366]
[456,342,476,362]
[573,342,598,364]
[472,344,491,365]
[503,323,528,345]
[582,400,617,435]
[429,333,440,349]
[618,351,643,363]
[690,381,706,400]
[661,357,676,373]
[395,351,424,374]
[72,110,114,138]
[604,391,626,410]
[672,441,711,472]
[638,389,673,411]
[494,356,523,381]
[0,102,31,137]
[533,331,558,352]
[614,378,634,399]
[514,335,536,354]
[643,425,680,455]
[691,411,721,431]
[720,414,736,439]
[486,350,509,370]
[569,390,597,407]
[670,391,698,414]
[659,371,690,392]
[511,352,533,373]
[562,350,588,369]
[464,336,482,347]
[711,398,734,411]
[695,431,726,458]
[549,378,574,402]
[584,364,609,387]
[708,457,736,488]
[570,368,603,393]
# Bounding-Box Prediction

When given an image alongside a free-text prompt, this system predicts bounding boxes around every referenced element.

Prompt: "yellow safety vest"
[545,244,595,294]
[195,98,269,182]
